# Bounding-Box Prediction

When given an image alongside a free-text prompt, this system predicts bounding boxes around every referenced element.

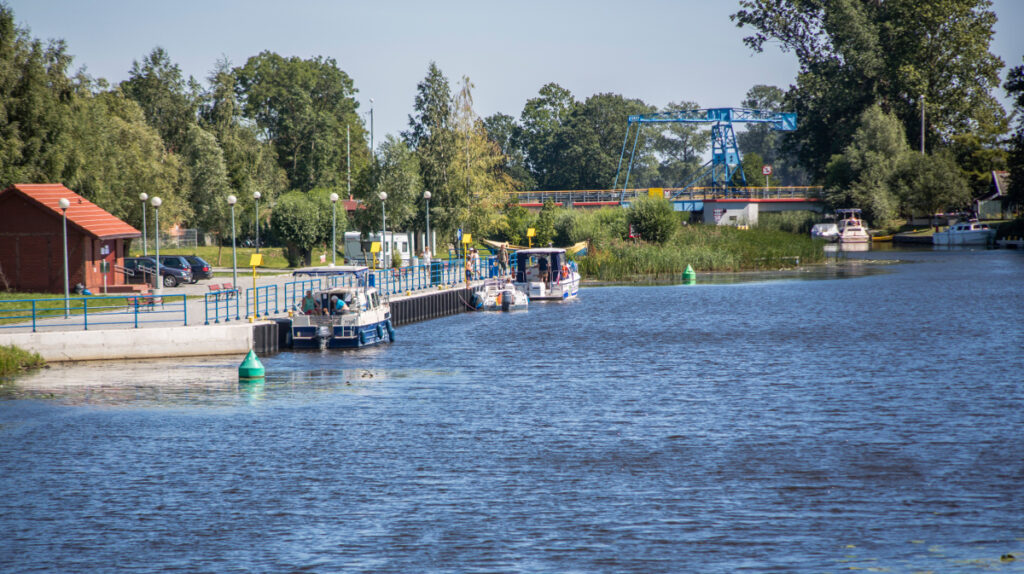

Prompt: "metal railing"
[246,284,279,318]
[203,289,240,324]
[513,186,824,205]
[0,294,187,332]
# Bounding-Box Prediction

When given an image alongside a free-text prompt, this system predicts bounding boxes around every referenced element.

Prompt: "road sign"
[456,228,463,241]
[762,165,773,176]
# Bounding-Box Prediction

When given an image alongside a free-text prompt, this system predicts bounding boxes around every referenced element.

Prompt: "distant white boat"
[513,248,580,301]
[836,209,870,244]
[811,222,839,241]
[933,220,996,246]
[472,278,529,311]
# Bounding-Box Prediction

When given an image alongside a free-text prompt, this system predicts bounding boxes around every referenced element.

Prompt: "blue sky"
[8,0,1024,142]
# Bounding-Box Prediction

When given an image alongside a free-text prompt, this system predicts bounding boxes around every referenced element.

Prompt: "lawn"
[127,245,297,269]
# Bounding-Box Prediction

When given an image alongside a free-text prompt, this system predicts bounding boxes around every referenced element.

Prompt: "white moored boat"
[933,220,996,246]
[287,266,394,350]
[811,222,839,241]
[836,209,870,244]
[472,278,529,311]
[513,248,580,301]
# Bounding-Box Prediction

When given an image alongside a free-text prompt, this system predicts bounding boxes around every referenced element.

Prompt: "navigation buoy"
[238,349,265,380]
[682,264,696,285]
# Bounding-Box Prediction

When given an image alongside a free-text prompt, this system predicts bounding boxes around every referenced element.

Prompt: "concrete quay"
[1,272,484,362]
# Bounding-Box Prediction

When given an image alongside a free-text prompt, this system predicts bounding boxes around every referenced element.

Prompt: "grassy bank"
[577,224,826,281]
[0,344,45,378]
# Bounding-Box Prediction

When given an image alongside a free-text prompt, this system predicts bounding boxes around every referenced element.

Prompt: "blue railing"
[284,278,323,310]
[246,284,279,318]
[203,289,240,324]
[0,294,188,332]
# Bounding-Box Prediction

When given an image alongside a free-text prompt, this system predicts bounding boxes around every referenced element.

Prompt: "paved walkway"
[1,270,482,334]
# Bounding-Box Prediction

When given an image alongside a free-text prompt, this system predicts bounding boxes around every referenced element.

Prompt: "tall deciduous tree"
[1005,57,1024,208]
[653,100,708,188]
[234,51,366,191]
[121,47,197,153]
[732,0,1007,179]
[520,83,576,189]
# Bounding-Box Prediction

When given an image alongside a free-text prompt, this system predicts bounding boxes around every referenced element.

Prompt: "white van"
[343,231,412,266]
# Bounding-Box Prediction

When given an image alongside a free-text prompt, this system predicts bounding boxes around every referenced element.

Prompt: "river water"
[2,247,1022,573]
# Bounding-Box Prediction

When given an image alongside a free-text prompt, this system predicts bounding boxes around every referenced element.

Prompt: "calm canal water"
[2,247,1023,573]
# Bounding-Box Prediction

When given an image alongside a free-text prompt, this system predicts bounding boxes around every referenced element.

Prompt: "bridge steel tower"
[614,108,797,202]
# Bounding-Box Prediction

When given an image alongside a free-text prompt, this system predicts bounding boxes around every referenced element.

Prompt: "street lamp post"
[330,192,339,266]
[369,98,374,156]
[151,197,162,297]
[228,195,238,295]
[139,192,148,256]
[919,94,926,155]
[59,198,70,318]
[379,191,387,269]
[253,191,261,253]
[423,190,432,255]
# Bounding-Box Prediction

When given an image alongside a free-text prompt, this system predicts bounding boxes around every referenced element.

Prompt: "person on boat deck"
[302,290,317,314]
[561,262,570,281]
[537,256,548,282]
[334,295,347,314]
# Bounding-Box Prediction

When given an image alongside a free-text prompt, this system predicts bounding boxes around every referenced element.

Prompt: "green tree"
[234,51,367,191]
[404,62,460,240]
[737,85,807,186]
[628,196,676,244]
[0,6,75,185]
[121,47,197,153]
[824,105,910,225]
[892,151,970,217]
[533,200,558,246]
[270,190,333,266]
[181,124,230,238]
[1005,57,1024,208]
[355,135,421,235]
[653,100,708,188]
[519,83,576,189]
[732,0,1008,179]
[482,112,534,190]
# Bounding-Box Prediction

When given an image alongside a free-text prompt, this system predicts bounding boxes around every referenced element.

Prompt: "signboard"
[762,165,773,176]
[461,233,472,245]
[526,228,535,238]
[99,260,110,273]
[248,253,263,267]
[456,228,463,242]
[370,241,381,253]
[713,208,725,223]
[648,187,664,198]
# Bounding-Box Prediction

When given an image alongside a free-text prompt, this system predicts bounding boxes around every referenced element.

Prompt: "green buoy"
[238,349,265,380]
[682,264,696,285]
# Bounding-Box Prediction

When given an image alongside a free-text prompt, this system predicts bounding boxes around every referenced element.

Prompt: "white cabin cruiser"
[933,220,996,246]
[836,209,870,244]
[513,248,580,301]
[288,266,394,350]
[472,278,529,311]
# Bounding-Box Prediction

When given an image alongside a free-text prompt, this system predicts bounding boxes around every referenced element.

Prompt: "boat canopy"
[292,266,370,283]
[836,208,862,216]
[515,249,567,283]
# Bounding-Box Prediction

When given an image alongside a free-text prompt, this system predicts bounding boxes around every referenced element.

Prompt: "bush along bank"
[576,224,826,282]
[0,344,46,379]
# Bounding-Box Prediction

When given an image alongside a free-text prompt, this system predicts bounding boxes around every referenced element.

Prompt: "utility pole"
[920,94,926,155]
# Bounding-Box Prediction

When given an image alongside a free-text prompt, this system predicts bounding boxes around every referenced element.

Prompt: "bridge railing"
[512,186,823,205]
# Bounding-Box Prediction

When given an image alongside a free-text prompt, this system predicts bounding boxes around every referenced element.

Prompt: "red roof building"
[0,184,142,293]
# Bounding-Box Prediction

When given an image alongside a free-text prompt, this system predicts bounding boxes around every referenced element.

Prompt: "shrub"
[628,197,677,244]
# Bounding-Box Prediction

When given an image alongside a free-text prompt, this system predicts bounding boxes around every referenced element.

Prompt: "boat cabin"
[515,248,571,284]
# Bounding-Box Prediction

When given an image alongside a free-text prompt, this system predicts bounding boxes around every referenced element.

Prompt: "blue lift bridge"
[614,108,797,202]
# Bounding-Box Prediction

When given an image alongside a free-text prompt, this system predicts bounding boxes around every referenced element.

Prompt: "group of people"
[301,290,351,316]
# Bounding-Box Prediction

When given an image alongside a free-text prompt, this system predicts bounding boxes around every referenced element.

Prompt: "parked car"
[183,255,213,282]
[122,256,192,288]
[158,255,200,285]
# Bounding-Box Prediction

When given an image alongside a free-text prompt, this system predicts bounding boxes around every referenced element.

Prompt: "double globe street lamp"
[253,191,261,253]
[423,190,431,256]
[151,196,162,296]
[228,194,238,292]
[330,193,339,266]
[379,191,387,269]
[139,192,148,256]
[59,198,70,318]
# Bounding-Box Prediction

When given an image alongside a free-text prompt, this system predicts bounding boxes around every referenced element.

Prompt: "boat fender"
[376,323,384,339]
[472,292,483,309]
[359,330,367,345]
[385,320,395,341]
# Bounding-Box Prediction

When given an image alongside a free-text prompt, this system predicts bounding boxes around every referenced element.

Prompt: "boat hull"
[933,230,995,246]
[516,274,580,301]
[290,319,393,349]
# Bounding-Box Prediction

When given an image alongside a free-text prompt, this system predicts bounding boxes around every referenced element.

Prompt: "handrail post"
[205,293,211,325]
[83,298,88,330]
[32,300,37,333]
[134,296,139,328]
[182,294,187,326]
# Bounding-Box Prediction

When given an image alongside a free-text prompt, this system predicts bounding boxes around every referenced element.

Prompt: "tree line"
[2,0,1022,258]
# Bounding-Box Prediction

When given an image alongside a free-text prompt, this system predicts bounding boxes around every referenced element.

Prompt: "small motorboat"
[836,209,870,244]
[286,266,394,350]
[513,248,581,301]
[472,278,528,311]
[933,219,996,246]
[811,222,839,241]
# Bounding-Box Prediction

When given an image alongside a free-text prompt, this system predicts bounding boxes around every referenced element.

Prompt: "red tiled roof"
[1,183,142,240]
